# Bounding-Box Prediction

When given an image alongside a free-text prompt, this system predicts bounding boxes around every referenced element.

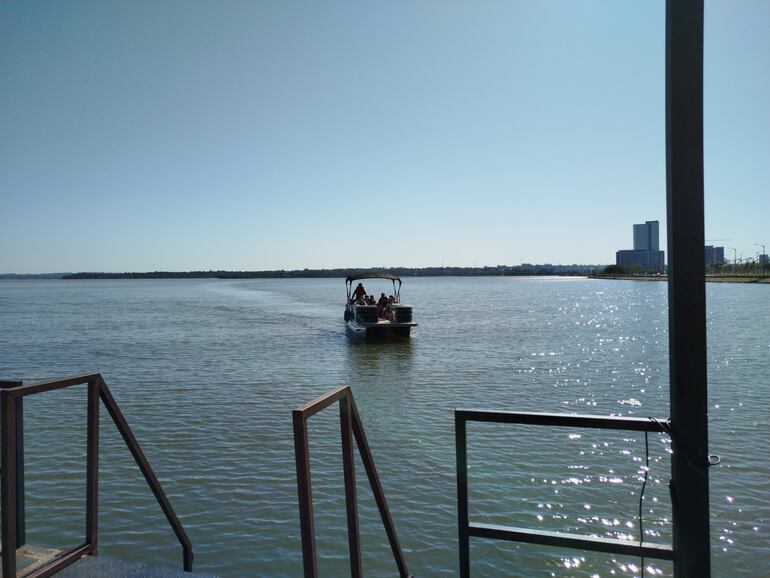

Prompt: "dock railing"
[293,385,412,578]
[0,373,193,577]
[455,409,675,577]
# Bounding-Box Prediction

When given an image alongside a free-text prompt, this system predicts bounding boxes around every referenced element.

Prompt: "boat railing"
[292,385,412,578]
[455,409,675,577]
[0,374,193,577]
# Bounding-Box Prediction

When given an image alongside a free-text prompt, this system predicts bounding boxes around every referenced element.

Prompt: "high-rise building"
[760,254,769,265]
[705,246,725,267]
[616,220,665,272]
[633,220,660,251]
[715,246,724,265]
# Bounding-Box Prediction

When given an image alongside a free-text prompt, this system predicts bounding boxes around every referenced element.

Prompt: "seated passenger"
[385,295,396,319]
[367,294,376,305]
[377,293,388,317]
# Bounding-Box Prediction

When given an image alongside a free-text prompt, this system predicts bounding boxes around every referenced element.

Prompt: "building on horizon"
[616,249,665,271]
[633,220,660,251]
[704,245,725,268]
[616,220,665,271]
[760,253,769,265]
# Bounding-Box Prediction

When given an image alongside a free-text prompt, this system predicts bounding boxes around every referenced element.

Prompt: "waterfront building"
[633,220,660,251]
[760,253,769,265]
[616,249,665,271]
[704,245,725,267]
[616,220,665,271]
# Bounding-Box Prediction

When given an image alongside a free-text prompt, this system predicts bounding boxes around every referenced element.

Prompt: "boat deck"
[370,318,415,326]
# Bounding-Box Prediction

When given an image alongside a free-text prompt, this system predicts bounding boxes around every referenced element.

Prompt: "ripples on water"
[0,277,767,576]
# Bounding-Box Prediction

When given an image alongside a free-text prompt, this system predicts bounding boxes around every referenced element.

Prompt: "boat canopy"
[346,273,401,283]
[346,272,402,300]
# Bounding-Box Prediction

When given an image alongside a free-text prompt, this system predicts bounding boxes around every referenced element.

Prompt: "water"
[0,277,767,577]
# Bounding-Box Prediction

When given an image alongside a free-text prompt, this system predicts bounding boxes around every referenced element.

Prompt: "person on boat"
[353,282,366,301]
[377,293,388,317]
[367,295,376,305]
[385,295,397,319]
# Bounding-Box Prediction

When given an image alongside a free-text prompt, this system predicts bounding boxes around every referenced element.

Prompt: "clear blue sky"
[1,1,768,273]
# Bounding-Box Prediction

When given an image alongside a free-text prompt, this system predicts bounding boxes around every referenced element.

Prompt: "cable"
[648,417,719,479]
[638,430,650,578]
[644,417,720,578]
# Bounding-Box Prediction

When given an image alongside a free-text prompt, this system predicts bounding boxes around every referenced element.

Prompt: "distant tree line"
[0,273,70,279]
[60,264,602,280]
[599,261,770,277]
[706,260,770,277]
[599,264,657,275]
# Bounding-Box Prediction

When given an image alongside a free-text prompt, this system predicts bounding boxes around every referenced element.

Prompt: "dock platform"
[2,547,219,578]
[57,556,219,578]
[1,544,61,576]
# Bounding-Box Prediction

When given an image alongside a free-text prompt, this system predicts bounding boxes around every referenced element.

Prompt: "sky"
[1,1,768,273]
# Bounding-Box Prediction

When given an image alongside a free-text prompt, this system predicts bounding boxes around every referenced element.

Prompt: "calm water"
[0,277,767,577]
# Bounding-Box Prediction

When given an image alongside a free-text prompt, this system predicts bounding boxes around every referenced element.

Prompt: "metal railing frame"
[293,384,412,578]
[0,373,193,578]
[456,409,675,577]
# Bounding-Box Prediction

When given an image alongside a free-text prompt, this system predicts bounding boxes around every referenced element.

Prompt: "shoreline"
[590,274,770,284]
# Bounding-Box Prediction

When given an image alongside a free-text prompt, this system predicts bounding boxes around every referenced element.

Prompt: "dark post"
[1,389,19,578]
[455,412,469,578]
[86,377,100,550]
[339,395,362,578]
[0,380,25,547]
[665,1,710,576]
[292,410,317,578]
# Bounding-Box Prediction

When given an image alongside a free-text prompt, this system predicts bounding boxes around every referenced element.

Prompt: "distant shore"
[590,274,770,284]
[2,265,600,280]
[5,269,768,283]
